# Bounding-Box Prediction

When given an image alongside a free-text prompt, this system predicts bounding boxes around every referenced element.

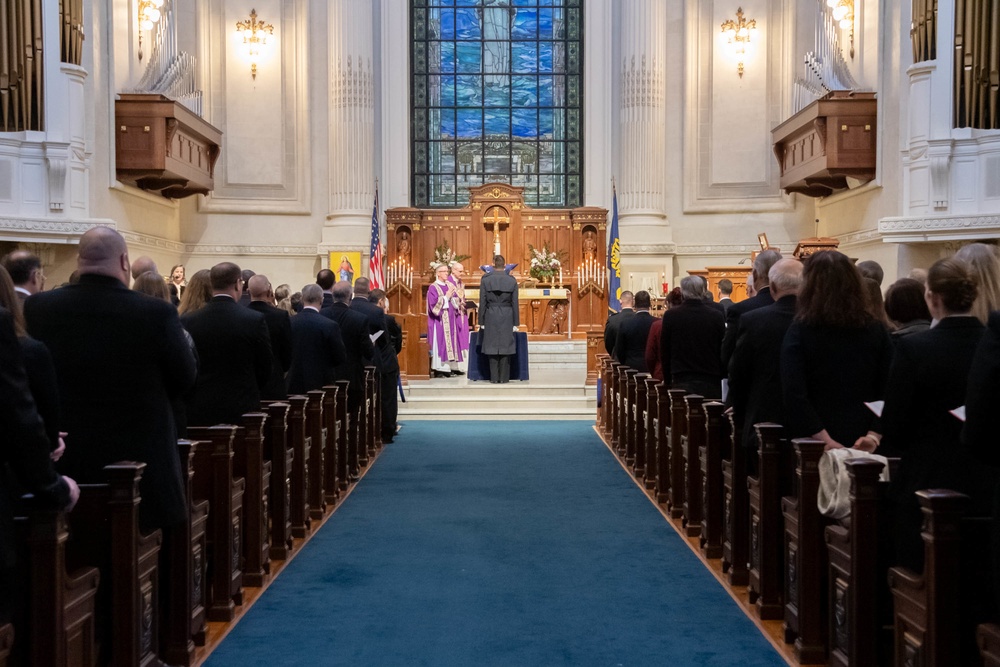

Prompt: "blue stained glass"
[537,9,553,38]
[537,42,553,71]
[440,112,456,138]
[436,9,455,39]
[455,42,481,72]
[433,75,456,106]
[412,0,581,207]
[538,108,554,138]
[512,9,537,39]
[512,108,536,138]
[484,76,510,106]
[484,110,510,135]
[511,76,537,106]
[439,42,456,73]
[456,75,481,105]
[455,8,481,39]
[538,76,553,106]
[512,42,537,73]
[456,108,483,138]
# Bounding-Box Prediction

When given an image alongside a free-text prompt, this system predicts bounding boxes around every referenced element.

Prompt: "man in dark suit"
[370,288,402,442]
[24,226,195,533]
[317,269,336,310]
[721,249,782,373]
[287,284,346,394]
[238,269,255,306]
[247,274,293,400]
[182,262,273,427]
[718,278,734,313]
[350,277,391,437]
[659,276,726,398]
[727,259,803,474]
[603,290,634,354]
[321,280,374,418]
[480,254,520,383]
[1,250,44,305]
[613,290,655,372]
[1,306,78,623]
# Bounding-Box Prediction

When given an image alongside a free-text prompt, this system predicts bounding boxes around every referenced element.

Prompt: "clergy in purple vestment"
[448,262,470,373]
[427,264,462,377]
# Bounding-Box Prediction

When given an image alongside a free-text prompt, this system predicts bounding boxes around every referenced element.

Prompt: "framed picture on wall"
[757,233,770,250]
[329,251,362,284]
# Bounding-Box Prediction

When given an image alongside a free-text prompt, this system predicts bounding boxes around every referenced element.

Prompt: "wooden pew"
[781,438,828,663]
[305,390,328,520]
[160,440,210,665]
[682,394,705,537]
[357,370,372,469]
[643,378,660,490]
[364,366,378,460]
[623,369,639,464]
[699,401,726,559]
[261,401,293,560]
[186,425,245,622]
[889,490,992,667]
[654,383,671,503]
[824,458,885,667]
[285,395,312,538]
[14,500,100,667]
[0,623,11,667]
[611,363,624,454]
[596,354,610,429]
[632,372,651,477]
[666,389,688,518]
[66,463,163,666]
[334,379,352,489]
[321,385,341,504]
[748,423,790,620]
[234,413,271,587]
[722,410,750,585]
[601,357,615,440]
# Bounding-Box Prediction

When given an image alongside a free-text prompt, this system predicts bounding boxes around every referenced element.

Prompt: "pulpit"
[687,267,753,303]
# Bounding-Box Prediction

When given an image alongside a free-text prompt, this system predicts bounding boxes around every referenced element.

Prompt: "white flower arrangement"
[527,242,564,282]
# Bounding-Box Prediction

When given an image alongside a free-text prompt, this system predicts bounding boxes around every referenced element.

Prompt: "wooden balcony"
[115,94,222,199]
[771,91,877,198]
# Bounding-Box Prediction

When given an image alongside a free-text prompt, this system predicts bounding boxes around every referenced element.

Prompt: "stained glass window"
[411,0,583,208]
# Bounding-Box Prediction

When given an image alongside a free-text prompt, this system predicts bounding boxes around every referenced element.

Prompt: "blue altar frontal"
[467,331,530,382]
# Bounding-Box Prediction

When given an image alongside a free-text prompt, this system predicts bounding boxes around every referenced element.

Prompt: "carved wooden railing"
[911,0,937,63]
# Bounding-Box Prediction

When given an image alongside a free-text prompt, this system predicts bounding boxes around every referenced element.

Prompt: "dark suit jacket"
[287,308,347,394]
[480,270,519,355]
[965,312,1000,466]
[351,296,394,373]
[728,295,797,450]
[247,300,293,400]
[719,297,734,313]
[721,286,774,375]
[604,308,635,354]
[883,316,993,511]
[386,314,403,356]
[780,318,891,447]
[20,335,60,451]
[1,308,70,572]
[182,296,272,427]
[659,298,725,392]
[24,275,196,531]
[320,302,374,411]
[321,292,334,310]
[614,311,655,372]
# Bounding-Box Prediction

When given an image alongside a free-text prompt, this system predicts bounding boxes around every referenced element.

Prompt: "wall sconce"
[827,0,856,58]
[137,0,165,61]
[720,7,757,79]
[235,9,275,81]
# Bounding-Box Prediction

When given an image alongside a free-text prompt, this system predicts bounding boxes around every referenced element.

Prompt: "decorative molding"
[0,216,116,243]
[118,231,187,253]
[674,243,774,256]
[621,243,676,254]
[120,229,319,257]
[835,228,883,248]
[878,213,1000,241]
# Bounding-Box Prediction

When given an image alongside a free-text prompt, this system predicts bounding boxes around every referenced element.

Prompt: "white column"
[618,0,668,227]
[324,0,376,252]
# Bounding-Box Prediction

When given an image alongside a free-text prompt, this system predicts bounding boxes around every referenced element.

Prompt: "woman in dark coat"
[880,258,991,569]
[780,250,892,450]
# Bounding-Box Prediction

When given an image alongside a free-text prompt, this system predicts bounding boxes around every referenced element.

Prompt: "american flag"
[368,186,384,289]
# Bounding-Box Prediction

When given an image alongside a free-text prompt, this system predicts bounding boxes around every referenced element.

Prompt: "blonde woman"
[954,243,1000,324]
[178,269,212,315]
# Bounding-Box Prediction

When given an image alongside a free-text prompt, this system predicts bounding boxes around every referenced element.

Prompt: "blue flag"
[607,184,622,313]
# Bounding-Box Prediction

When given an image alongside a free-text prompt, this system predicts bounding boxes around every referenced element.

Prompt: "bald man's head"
[248,274,273,302]
[768,259,804,299]
[78,227,130,284]
[131,256,158,280]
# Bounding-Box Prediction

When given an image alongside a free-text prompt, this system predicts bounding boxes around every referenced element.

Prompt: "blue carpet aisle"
[206,421,785,666]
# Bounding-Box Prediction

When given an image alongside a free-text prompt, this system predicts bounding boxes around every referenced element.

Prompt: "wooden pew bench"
[681,394,705,537]
[285,395,312,537]
[699,401,727,559]
[261,400,294,561]
[321,384,342,505]
[748,423,792,620]
[234,413,272,587]
[722,409,750,586]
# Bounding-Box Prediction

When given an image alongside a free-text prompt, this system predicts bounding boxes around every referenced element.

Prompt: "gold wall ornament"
[720,7,757,79]
[827,0,856,58]
[236,9,275,81]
